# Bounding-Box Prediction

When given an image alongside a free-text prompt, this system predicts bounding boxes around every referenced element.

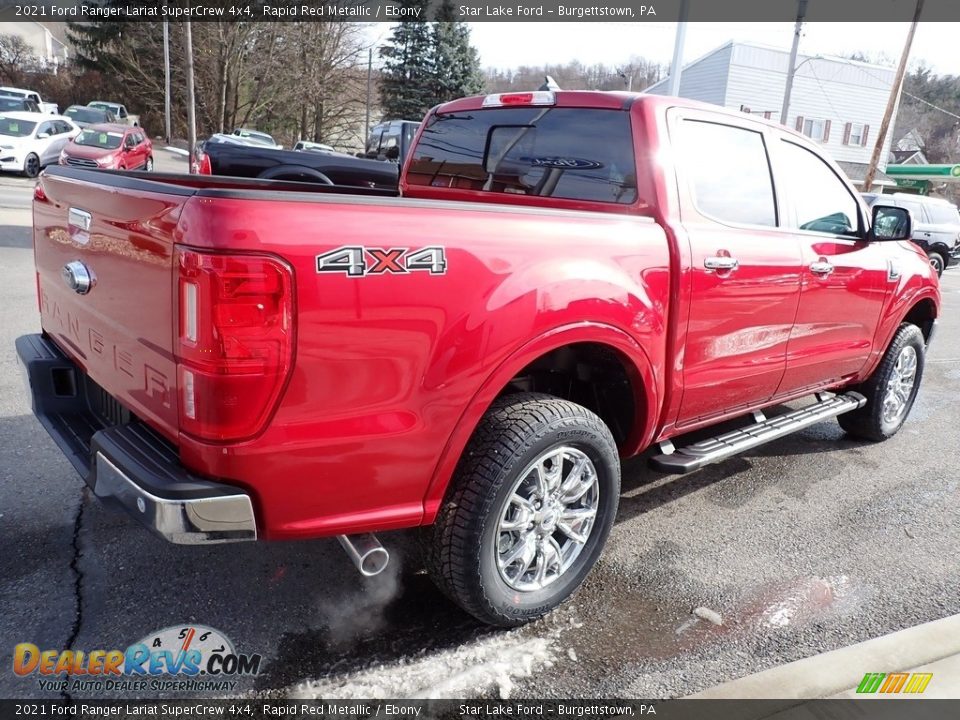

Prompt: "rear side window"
[679,120,777,227]
[927,203,960,225]
[407,108,637,204]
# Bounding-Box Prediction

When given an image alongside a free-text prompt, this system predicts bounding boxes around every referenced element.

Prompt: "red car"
[59,122,153,171]
[18,91,939,626]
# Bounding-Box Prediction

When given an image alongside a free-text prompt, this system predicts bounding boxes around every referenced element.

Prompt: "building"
[645,41,898,189]
[0,21,70,72]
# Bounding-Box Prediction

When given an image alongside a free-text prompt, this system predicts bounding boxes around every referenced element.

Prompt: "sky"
[369,22,960,77]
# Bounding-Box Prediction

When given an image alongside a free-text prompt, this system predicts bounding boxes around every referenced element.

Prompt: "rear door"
[671,112,804,425]
[773,137,890,392]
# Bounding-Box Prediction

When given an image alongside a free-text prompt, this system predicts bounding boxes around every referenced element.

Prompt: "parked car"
[63,104,117,128]
[293,140,335,153]
[0,86,58,114]
[363,119,420,163]
[231,128,282,149]
[18,91,939,628]
[87,101,139,127]
[192,136,397,189]
[0,112,78,177]
[59,124,153,171]
[862,192,960,275]
[0,95,41,113]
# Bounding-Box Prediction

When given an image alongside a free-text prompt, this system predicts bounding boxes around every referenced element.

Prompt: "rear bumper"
[15,333,257,544]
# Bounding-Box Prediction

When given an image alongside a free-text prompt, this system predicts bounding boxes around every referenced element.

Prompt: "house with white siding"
[645,41,898,189]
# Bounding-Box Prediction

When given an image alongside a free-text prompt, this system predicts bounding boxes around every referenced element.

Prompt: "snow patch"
[288,629,561,700]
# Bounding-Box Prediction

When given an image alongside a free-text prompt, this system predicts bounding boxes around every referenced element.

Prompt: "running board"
[649,392,867,475]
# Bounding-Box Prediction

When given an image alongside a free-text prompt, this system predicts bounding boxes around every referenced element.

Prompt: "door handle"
[704,256,739,271]
[809,261,834,276]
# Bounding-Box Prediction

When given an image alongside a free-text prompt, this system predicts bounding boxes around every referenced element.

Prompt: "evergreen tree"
[431,0,484,104]
[378,0,435,120]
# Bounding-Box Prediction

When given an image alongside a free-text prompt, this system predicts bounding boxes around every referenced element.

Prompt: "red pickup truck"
[17,91,940,626]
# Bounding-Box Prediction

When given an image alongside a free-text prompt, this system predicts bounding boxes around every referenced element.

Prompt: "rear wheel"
[23,153,40,178]
[424,393,620,627]
[928,252,945,276]
[838,323,925,441]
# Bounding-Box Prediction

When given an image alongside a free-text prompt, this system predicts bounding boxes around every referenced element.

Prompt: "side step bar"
[649,392,867,475]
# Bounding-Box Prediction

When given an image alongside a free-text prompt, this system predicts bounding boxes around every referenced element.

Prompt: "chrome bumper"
[16,333,257,546]
[94,453,257,544]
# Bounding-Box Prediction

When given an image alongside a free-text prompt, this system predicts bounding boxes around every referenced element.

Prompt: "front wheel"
[23,153,40,178]
[424,393,620,627]
[928,252,945,277]
[144,156,154,171]
[838,323,925,441]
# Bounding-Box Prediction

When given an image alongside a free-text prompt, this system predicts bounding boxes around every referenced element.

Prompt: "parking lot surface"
[1,164,958,699]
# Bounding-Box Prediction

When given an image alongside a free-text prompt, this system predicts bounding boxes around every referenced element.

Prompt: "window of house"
[680,120,777,227]
[842,122,869,147]
[802,118,829,142]
[779,140,859,236]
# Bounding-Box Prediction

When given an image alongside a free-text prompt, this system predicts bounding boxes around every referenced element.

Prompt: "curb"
[164,146,189,157]
[690,613,960,700]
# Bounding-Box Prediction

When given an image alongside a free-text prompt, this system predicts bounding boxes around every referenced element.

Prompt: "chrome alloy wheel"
[882,345,918,425]
[495,446,600,592]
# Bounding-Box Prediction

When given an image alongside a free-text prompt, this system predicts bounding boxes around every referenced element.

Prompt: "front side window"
[679,119,777,227]
[779,141,859,236]
[408,107,637,204]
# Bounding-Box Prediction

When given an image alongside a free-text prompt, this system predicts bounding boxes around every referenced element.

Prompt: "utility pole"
[863,0,924,192]
[162,19,171,144]
[365,47,372,143]
[184,21,197,173]
[779,0,808,125]
[667,0,689,97]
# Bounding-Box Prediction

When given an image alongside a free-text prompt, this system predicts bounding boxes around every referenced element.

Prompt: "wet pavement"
[1,193,958,699]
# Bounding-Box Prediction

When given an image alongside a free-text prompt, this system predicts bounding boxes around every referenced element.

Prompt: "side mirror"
[37,132,50,139]
[869,205,912,242]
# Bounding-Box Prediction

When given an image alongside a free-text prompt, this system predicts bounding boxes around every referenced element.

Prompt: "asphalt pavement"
[1,164,959,700]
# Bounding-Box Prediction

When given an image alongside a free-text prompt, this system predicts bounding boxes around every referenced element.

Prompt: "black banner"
[1,700,960,720]
[0,0,959,23]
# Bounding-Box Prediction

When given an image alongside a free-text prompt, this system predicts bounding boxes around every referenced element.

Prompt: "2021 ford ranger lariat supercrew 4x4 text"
[17,91,940,626]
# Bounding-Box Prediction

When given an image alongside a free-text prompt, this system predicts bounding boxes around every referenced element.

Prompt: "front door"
[671,114,804,426]
[772,138,890,393]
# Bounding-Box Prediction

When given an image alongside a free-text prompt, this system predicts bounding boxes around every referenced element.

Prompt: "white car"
[0,112,80,177]
[231,128,282,149]
[293,140,335,153]
[0,86,58,115]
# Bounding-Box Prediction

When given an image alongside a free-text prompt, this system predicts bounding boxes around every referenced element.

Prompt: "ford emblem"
[62,261,95,295]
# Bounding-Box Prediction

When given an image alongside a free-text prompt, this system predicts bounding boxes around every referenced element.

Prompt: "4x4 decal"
[316,246,447,277]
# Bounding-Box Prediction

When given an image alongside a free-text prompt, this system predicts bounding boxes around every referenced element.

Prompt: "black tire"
[23,153,40,178]
[838,323,925,441]
[144,156,154,171]
[424,393,620,627]
[928,252,945,277]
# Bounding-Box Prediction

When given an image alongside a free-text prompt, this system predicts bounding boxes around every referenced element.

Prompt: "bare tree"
[0,33,37,84]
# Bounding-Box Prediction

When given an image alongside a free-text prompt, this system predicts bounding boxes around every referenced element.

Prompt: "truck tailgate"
[33,169,194,441]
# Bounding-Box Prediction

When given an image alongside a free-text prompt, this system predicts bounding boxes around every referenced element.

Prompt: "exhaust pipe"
[337,533,390,577]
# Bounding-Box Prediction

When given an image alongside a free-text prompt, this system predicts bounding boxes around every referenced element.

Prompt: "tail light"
[482,91,555,108]
[191,150,211,175]
[175,247,295,442]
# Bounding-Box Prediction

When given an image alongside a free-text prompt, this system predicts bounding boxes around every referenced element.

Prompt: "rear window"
[407,108,637,204]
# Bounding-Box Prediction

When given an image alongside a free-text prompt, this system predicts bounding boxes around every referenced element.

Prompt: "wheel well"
[903,298,937,341]
[497,342,639,447]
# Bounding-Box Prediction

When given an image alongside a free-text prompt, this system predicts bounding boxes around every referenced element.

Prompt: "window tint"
[927,203,960,225]
[680,120,776,226]
[408,107,637,204]
[779,141,859,235]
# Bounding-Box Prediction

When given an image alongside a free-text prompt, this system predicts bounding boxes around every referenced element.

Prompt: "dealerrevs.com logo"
[13,625,262,693]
